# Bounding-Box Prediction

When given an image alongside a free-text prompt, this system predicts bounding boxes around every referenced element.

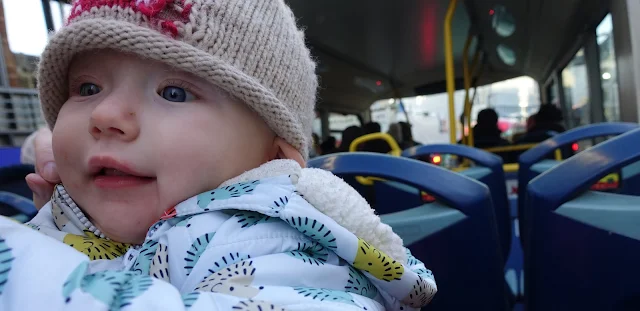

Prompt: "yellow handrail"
[503,163,519,173]
[349,133,402,185]
[444,0,458,144]
[483,144,563,161]
[462,34,472,147]
[461,35,472,146]
[466,50,481,147]
[482,144,539,153]
[350,133,402,156]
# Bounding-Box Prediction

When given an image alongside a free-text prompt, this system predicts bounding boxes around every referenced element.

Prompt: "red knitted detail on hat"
[181,3,193,19]
[68,0,191,38]
[161,21,179,37]
[136,0,168,17]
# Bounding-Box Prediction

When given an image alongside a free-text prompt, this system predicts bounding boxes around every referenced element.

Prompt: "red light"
[572,143,579,152]
[489,9,495,15]
[376,80,382,86]
[432,155,442,164]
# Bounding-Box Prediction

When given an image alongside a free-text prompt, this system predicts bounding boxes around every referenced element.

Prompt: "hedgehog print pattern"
[195,260,261,299]
[231,299,287,311]
[63,261,154,310]
[353,238,404,282]
[131,240,159,275]
[0,237,13,296]
[184,233,215,276]
[286,241,329,266]
[182,292,200,309]
[234,211,277,228]
[345,266,378,299]
[285,217,337,251]
[207,252,251,274]
[197,181,260,209]
[294,287,357,307]
[150,244,170,283]
[401,276,436,308]
[62,231,130,261]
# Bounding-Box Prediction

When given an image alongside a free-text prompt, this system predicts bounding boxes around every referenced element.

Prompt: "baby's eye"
[79,83,101,96]
[160,86,195,102]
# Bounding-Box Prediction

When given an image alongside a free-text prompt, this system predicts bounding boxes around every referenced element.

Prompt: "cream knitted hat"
[38,0,318,158]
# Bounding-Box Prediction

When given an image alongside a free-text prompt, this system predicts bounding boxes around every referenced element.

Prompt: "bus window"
[562,48,590,127]
[597,13,620,122]
[370,76,538,146]
[328,113,360,144]
[546,80,560,107]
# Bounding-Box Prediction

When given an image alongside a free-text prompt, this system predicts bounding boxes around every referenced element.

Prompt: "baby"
[0,1,436,310]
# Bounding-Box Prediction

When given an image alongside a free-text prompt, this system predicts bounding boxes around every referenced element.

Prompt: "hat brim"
[38,18,306,153]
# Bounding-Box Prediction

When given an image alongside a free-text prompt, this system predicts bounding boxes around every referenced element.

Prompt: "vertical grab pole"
[444,0,458,144]
[462,34,472,146]
[466,49,481,147]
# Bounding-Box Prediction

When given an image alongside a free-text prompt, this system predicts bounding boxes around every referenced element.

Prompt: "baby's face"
[53,50,277,244]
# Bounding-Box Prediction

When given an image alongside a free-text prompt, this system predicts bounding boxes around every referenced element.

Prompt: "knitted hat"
[38,0,318,158]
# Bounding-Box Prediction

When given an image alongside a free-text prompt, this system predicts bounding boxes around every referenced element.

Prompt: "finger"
[25,173,55,210]
[33,128,60,183]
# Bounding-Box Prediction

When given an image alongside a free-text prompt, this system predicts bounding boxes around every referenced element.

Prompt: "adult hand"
[24,127,60,209]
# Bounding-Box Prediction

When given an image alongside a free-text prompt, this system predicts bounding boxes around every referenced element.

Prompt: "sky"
[3,0,71,56]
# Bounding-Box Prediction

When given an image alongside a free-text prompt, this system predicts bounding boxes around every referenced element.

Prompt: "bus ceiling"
[40,1,613,114]
[284,0,613,113]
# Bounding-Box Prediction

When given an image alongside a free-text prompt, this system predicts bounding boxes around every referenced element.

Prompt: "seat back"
[308,153,508,311]
[518,122,638,249]
[525,128,640,310]
[403,144,511,261]
[0,147,21,168]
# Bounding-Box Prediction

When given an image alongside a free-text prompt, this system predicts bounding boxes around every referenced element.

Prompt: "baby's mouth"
[88,156,155,189]
[92,167,155,189]
[100,168,139,177]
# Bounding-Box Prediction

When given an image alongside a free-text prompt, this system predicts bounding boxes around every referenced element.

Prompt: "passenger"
[363,121,382,135]
[472,108,513,162]
[473,109,510,148]
[387,123,403,146]
[398,122,420,149]
[1,1,436,310]
[361,122,393,154]
[337,125,364,152]
[526,114,537,132]
[515,104,573,159]
[320,136,338,155]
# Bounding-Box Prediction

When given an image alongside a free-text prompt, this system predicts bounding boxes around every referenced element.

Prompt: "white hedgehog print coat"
[0,160,436,310]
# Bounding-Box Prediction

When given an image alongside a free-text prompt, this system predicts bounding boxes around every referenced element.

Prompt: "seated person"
[0,1,436,310]
[337,126,364,152]
[472,109,514,163]
[514,104,573,159]
[320,136,338,155]
[398,122,420,150]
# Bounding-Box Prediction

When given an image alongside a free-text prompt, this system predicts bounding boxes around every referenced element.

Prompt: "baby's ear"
[272,137,305,168]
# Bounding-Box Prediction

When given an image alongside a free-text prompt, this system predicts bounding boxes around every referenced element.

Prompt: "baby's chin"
[81,202,163,245]
[94,219,153,244]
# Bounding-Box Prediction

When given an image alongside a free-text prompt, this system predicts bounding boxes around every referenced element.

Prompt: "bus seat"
[525,127,640,311]
[0,164,37,222]
[402,144,511,262]
[308,153,508,311]
[315,153,424,214]
[0,147,21,168]
[518,122,638,250]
